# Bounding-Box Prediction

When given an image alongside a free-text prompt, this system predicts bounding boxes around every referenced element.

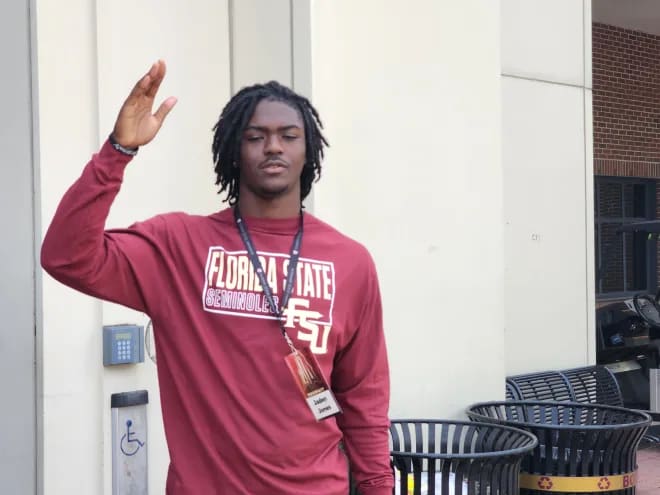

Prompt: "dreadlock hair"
[211,81,329,206]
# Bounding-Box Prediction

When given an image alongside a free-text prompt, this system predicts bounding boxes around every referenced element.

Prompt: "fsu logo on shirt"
[202,247,335,354]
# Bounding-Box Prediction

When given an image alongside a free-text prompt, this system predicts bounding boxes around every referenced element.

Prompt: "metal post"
[651,369,660,413]
[111,390,149,495]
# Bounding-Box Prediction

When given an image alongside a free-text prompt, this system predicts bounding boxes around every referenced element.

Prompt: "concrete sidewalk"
[637,441,660,495]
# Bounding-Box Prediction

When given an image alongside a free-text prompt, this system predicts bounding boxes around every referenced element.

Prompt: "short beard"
[245,180,292,200]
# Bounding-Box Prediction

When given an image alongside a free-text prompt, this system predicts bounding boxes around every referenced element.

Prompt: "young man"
[41,61,393,494]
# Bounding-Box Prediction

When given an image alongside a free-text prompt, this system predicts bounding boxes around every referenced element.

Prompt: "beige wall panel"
[38,1,231,493]
[230,0,292,90]
[96,2,230,493]
[502,76,591,374]
[292,0,312,96]
[584,0,592,89]
[311,0,504,418]
[502,0,585,86]
[584,88,595,364]
[36,0,105,492]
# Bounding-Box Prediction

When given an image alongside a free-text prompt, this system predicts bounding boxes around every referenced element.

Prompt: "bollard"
[111,390,148,495]
[651,368,660,413]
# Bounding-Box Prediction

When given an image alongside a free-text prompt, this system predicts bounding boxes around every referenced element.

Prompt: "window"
[595,178,657,298]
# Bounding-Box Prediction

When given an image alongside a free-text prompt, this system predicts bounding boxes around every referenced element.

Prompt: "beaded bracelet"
[108,134,139,156]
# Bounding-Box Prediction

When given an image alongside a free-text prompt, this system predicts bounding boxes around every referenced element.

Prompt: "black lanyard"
[234,207,303,352]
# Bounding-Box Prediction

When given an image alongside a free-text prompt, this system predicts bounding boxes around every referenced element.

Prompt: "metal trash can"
[389,419,538,495]
[466,400,651,494]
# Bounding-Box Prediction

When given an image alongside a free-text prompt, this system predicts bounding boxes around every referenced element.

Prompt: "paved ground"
[637,441,660,495]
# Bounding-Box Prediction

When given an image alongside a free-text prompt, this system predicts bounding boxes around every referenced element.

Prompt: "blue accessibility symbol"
[120,419,144,456]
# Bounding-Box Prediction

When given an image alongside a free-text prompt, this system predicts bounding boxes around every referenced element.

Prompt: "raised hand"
[112,60,178,149]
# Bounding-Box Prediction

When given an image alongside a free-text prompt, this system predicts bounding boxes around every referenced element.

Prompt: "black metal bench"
[562,365,625,407]
[506,364,660,442]
[506,371,573,403]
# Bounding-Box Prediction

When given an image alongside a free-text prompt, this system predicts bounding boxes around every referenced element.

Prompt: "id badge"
[284,346,342,421]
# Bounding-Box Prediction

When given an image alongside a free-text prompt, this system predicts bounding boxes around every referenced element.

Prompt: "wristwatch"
[108,134,139,156]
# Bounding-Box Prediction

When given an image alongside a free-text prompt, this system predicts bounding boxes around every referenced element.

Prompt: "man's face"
[239,99,306,201]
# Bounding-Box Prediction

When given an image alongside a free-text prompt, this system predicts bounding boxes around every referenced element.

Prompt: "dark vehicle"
[596,220,660,410]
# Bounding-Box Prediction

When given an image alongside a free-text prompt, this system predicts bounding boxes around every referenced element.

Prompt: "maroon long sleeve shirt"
[41,140,393,495]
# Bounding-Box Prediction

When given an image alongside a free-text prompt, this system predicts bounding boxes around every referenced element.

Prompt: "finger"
[148,60,162,80]
[153,96,178,124]
[146,60,167,98]
[126,62,158,101]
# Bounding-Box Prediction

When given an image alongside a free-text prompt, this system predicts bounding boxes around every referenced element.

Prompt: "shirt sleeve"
[40,139,169,314]
[332,253,393,495]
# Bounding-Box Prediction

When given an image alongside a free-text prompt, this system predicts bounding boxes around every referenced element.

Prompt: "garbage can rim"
[466,400,652,430]
[390,418,538,459]
[391,418,537,430]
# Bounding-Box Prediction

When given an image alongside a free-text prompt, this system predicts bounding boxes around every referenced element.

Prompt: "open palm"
[112,60,177,149]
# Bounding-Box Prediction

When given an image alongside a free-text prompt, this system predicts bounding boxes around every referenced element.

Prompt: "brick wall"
[593,22,660,177]
[593,23,660,295]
